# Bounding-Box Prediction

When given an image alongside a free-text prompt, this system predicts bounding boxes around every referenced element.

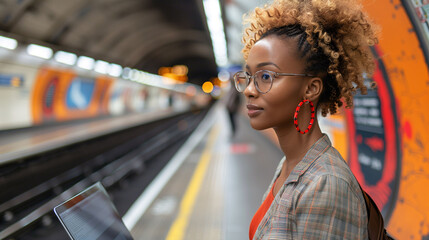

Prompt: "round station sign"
[345,46,401,223]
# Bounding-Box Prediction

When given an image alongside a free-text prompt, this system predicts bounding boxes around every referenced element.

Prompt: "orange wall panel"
[351,1,429,238]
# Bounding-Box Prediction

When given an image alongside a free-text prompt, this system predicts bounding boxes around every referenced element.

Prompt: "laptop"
[54,182,134,240]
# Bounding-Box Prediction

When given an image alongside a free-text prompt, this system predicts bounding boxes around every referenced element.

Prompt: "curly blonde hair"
[242,0,379,116]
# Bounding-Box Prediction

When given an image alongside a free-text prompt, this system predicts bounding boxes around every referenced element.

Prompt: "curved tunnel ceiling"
[0,0,219,85]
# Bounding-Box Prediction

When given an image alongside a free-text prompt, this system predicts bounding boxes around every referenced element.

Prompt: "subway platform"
[123,103,283,240]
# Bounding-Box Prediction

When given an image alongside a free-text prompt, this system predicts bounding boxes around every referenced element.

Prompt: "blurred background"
[0,0,428,239]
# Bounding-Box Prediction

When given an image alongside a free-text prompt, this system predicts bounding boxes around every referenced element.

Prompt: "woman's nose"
[243,78,258,98]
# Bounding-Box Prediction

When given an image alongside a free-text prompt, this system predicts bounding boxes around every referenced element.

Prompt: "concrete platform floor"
[127,104,283,240]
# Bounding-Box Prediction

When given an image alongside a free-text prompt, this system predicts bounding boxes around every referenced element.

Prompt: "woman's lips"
[247,104,263,117]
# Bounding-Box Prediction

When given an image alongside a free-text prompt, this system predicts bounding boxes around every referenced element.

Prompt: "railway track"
[0,106,210,239]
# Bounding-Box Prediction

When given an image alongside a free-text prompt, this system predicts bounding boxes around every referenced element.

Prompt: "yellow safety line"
[165,125,219,240]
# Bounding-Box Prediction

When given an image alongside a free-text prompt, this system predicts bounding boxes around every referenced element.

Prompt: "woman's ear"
[304,77,323,102]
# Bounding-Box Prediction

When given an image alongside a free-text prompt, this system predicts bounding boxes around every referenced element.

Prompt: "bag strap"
[360,189,385,240]
[358,185,395,240]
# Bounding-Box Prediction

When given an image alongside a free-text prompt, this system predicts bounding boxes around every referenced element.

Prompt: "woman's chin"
[249,121,270,131]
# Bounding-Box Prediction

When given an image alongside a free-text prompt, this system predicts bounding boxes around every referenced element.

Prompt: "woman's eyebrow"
[256,62,281,69]
[245,62,281,71]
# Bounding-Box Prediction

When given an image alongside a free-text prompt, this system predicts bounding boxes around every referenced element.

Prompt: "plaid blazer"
[253,134,368,239]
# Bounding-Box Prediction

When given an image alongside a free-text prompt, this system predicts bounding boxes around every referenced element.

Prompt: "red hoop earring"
[293,99,315,134]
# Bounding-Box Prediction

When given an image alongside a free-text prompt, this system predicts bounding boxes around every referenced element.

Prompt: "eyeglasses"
[233,70,315,94]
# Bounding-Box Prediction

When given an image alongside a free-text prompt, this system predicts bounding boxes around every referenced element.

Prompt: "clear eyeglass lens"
[255,71,273,93]
[234,72,248,92]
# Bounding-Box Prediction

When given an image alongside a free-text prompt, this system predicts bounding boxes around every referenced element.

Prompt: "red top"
[249,180,277,240]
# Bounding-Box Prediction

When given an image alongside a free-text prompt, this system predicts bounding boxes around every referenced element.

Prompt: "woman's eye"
[261,73,271,81]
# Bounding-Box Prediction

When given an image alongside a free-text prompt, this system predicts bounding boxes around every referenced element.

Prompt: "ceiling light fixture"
[54,51,77,65]
[0,36,18,50]
[77,56,95,70]
[27,44,53,59]
[130,69,140,81]
[122,67,131,79]
[108,63,123,77]
[94,60,109,74]
[203,0,228,67]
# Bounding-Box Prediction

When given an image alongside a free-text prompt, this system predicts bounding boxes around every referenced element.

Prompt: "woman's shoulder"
[300,147,363,198]
[314,147,352,175]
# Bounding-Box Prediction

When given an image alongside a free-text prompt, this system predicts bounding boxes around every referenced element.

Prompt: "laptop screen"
[54,182,134,240]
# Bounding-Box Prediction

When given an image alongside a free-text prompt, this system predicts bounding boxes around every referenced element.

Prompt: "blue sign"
[0,74,24,87]
[66,77,95,110]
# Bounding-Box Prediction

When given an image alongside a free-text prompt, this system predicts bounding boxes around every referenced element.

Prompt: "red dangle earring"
[293,99,315,134]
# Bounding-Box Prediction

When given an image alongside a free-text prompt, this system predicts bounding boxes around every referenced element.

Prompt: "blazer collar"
[284,134,331,184]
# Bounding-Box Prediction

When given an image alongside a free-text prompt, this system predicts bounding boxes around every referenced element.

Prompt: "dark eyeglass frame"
[233,69,316,94]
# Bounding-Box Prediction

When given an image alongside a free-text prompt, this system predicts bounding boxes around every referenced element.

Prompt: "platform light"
[27,44,53,59]
[0,36,18,50]
[171,65,188,75]
[108,63,123,77]
[94,60,109,74]
[202,81,214,93]
[77,56,95,70]
[54,51,77,65]
[218,70,230,82]
[203,0,228,66]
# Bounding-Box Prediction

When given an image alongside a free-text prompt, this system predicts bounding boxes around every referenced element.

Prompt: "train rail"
[0,105,210,239]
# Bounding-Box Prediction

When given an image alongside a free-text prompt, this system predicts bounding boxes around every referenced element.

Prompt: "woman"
[233,0,379,239]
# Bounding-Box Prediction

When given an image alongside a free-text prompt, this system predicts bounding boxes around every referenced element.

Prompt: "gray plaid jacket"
[253,134,368,239]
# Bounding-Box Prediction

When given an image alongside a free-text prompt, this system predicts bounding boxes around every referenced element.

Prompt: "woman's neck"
[274,118,324,175]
